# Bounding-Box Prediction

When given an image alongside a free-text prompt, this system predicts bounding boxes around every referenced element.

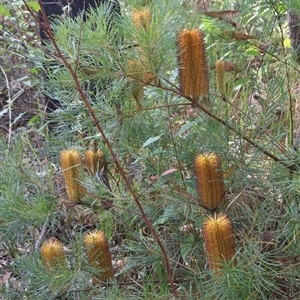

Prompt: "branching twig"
[153,79,298,172]
[30,1,179,297]
[35,216,49,250]
[192,100,296,170]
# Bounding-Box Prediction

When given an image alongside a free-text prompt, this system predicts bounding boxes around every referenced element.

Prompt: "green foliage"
[0,0,43,131]
[1,0,300,298]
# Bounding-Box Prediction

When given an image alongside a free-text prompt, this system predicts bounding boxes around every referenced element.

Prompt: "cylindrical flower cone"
[132,7,152,31]
[40,238,66,273]
[127,60,146,107]
[84,230,114,285]
[194,153,225,211]
[85,150,106,176]
[202,213,236,272]
[177,28,209,98]
[216,60,225,96]
[60,149,86,202]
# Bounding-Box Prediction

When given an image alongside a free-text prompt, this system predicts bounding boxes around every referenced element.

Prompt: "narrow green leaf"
[142,134,162,147]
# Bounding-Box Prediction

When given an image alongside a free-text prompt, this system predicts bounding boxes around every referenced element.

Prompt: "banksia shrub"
[84,230,114,285]
[202,213,236,272]
[215,60,225,96]
[40,238,66,273]
[177,28,208,98]
[60,149,86,202]
[85,149,106,176]
[132,7,152,31]
[194,153,225,211]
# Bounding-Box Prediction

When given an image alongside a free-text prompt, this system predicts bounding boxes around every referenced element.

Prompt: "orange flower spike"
[85,150,106,175]
[85,150,96,175]
[202,214,236,272]
[177,28,209,98]
[60,149,86,202]
[194,153,225,211]
[127,60,146,107]
[84,230,114,284]
[95,150,106,170]
[40,238,66,273]
[132,7,152,31]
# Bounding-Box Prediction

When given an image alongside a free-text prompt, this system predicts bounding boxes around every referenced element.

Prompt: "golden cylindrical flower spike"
[132,7,152,31]
[202,213,236,272]
[194,153,225,211]
[84,230,114,284]
[177,28,209,98]
[216,60,225,96]
[60,149,86,202]
[127,60,146,107]
[85,150,106,176]
[40,238,66,273]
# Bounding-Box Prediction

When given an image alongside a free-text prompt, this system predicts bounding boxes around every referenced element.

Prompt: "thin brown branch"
[192,100,297,171]
[151,80,297,172]
[30,1,178,297]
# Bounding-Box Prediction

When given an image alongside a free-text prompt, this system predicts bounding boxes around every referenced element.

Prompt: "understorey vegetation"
[1,0,300,299]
